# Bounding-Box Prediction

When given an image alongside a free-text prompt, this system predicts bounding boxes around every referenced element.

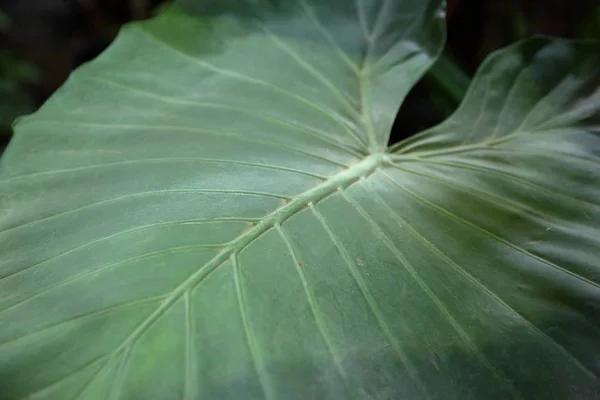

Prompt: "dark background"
[0,0,599,150]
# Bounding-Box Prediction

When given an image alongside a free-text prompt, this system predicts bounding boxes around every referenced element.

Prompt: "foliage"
[1,0,599,398]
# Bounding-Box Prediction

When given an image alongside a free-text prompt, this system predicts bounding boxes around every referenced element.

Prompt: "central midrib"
[110,151,388,357]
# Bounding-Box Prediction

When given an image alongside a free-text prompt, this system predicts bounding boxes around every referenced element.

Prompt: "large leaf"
[1,0,600,398]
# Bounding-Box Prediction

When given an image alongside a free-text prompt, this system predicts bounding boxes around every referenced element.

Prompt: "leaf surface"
[1,1,599,399]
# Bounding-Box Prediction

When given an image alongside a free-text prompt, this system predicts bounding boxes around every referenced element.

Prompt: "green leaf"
[1,0,599,398]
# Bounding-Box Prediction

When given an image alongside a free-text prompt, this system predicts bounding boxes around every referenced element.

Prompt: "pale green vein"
[463,71,493,145]
[1,189,286,235]
[0,218,249,283]
[417,158,600,211]
[355,0,369,39]
[477,126,571,146]
[253,19,364,125]
[392,142,488,157]
[80,75,364,158]
[108,346,133,400]
[9,120,355,170]
[390,163,572,225]
[183,291,196,400]
[340,188,522,394]
[363,0,389,63]
[309,203,432,400]
[275,223,349,385]
[365,179,599,380]
[392,127,578,158]
[299,0,359,74]
[138,26,360,140]
[0,296,164,349]
[355,0,382,155]
[0,244,211,315]
[232,254,273,400]
[380,170,600,291]
[241,0,368,151]
[59,153,384,399]
[369,47,423,78]
[357,75,378,152]
[357,0,396,152]
[73,354,114,400]
[367,11,425,74]
[1,157,330,184]
[489,65,530,140]
[19,354,112,400]
[485,146,600,169]
[513,69,572,133]
[72,357,113,400]
[524,70,599,131]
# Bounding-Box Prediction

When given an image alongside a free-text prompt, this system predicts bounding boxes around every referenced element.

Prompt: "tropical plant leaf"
[1,0,599,399]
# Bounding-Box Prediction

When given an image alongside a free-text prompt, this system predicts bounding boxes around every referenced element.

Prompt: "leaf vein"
[341,188,522,393]
[380,171,600,293]
[310,203,432,399]
[183,291,195,400]
[108,346,133,400]
[40,154,384,398]
[0,296,165,349]
[2,154,336,185]
[81,75,363,157]
[366,181,598,380]
[19,355,112,400]
[254,19,363,126]
[232,254,273,400]
[299,0,359,74]
[0,218,247,283]
[0,245,211,315]
[275,223,349,383]
[490,64,530,139]
[419,158,600,211]
[138,26,359,141]
[1,189,286,235]
[391,163,573,225]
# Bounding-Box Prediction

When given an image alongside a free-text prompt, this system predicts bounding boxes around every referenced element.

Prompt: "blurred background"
[0,0,599,152]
